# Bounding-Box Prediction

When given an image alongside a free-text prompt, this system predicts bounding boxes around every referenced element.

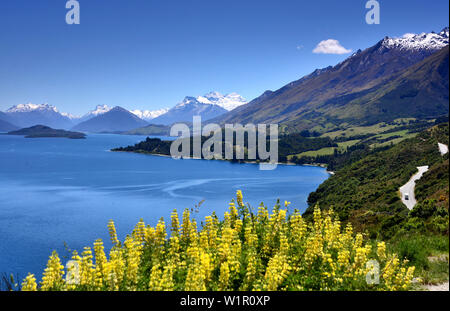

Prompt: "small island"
[7,125,86,139]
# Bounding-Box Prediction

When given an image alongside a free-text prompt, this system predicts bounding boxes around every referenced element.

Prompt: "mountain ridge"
[214,28,449,132]
[4,103,74,129]
[72,106,149,133]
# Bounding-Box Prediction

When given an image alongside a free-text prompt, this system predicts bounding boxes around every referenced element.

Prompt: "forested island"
[7,125,86,139]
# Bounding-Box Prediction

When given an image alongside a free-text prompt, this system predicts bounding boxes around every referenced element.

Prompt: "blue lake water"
[0,133,329,280]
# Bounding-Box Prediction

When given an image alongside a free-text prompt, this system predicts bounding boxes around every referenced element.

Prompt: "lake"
[0,133,329,280]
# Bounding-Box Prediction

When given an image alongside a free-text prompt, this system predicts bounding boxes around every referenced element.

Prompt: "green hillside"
[306,123,449,238]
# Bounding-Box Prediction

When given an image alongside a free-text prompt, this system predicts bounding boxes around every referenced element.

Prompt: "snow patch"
[382,27,449,51]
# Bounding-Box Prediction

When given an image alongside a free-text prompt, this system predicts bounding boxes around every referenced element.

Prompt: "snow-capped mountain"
[151,96,227,125]
[72,106,149,133]
[381,27,448,51]
[61,112,80,120]
[6,103,59,114]
[76,105,112,123]
[150,91,247,125]
[130,108,169,121]
[5,103,74,129]
[196,91,247,111]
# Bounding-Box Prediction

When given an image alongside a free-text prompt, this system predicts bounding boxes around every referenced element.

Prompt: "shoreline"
[112,149,335,174]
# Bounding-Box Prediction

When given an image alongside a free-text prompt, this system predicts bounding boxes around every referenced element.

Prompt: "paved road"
[399,166,429,210]
[438,143,449,156]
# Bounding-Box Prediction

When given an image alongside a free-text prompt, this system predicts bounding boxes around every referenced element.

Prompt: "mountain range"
[0,92,247,132]
[215,27,449,132]
[150,92,247,125]
[3,103,74,130]
[1,28,448,134]
[130,108,170,121]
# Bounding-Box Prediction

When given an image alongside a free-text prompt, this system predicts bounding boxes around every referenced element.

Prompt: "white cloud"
[313,39,352,54]
[296,44,304,50]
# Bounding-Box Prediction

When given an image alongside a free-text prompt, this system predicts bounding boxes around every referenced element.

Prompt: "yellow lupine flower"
[219,261,230,290]
[93,239,108,289]
[132,219,146,243]
[23,191,417,292]
[123,236,142,289]
[229,201,238,221]
[155,218,167,247]
[21,273,38,291]
[148,264,163,291]
[377,241,386,259]
[79,246,95,287]
[236,190,244,208]
[181,208,191,243]
[264,253,291,291]
[108,220,119,246]
[170,209,180,237]
[41,251,65,291]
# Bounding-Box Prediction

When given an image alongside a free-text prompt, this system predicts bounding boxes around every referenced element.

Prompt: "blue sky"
[0,0,448,115]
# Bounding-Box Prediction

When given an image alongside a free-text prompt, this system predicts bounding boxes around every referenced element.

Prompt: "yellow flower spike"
[161,264,175,291]
[377,241,386,259]
[123,236,142,289]
[236,190,244,208]
[108,220,119,246]
[40,251,65,291]
[79,246,95,287]
[93,239,108,289]
[264,253,291,291]
[148,264,163,291]
[279,231,289,255]
[170,209,180,237]
[219,261,230,291]
[108,248,125,290]
[155,218,167,247]
[354,233,363,249]
[181,208,191,243]
[229,201,238,221]
[21,273,38,291]
[313,205,323,232]
[132,219,146,243]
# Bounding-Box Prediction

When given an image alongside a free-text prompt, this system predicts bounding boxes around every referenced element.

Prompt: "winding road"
[400,166,429,210]
[399,142,448,210]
